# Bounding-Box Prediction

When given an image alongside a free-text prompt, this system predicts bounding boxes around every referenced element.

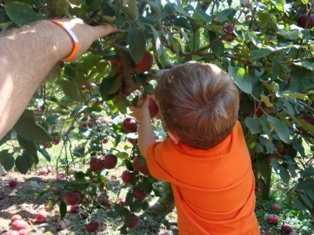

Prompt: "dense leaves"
[0,0,313,229]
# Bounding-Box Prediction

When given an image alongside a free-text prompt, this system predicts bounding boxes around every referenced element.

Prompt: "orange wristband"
[50,20,79,62]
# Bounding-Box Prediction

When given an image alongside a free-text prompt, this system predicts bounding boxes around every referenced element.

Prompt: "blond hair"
[155,61,239,149]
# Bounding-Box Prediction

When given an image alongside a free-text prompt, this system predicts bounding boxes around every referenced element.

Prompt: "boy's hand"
[130,95,151,121]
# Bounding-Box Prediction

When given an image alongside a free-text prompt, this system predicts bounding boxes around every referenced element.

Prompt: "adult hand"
[57,18,117,61]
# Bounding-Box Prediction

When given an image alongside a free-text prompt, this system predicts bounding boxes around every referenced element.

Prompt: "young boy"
[130,61,260,234]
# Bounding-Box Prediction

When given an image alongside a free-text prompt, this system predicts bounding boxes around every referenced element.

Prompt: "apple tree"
[0,0,313,229]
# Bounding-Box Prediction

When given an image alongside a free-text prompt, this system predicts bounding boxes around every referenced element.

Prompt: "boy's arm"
[130,96,156,158]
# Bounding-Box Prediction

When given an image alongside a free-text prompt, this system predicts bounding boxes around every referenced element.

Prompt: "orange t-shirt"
[146,121,260,235]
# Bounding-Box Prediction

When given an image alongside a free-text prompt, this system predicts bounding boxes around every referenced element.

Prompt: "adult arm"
[0,18,116,139]
[130,95,156,158]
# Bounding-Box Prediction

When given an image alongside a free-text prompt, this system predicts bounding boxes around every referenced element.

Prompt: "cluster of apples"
[89,153,118,172]
[267,203,298,234]
[110,50,153,75]
[4,211,47,235]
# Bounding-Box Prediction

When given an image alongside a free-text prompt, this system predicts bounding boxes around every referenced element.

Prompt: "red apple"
[39,167,48,175]
[46,166,52,173]
[133,155,150,175]
[132,51,153,72]
[271,203,282,211]
[12,220,27,231]
[18,229,30,235]
[52,138,60,145]
[122,117,138,133]
[85,219,100,232]
[103,154,118,169]
[119,199,125,206]
[298,13,314,28]
[137,97,159,118]
[63,191,81,205]
[133,188,147,200]
[90,156,105,172]
[11,215,22,223]
[70,204,80,213]
[122,171,134,183]
[35,211,47,223]
[7,231,19,235]
[267,214,279,225]
[8,179,18,187]
[281,224,293,234]
[124,213,139,229]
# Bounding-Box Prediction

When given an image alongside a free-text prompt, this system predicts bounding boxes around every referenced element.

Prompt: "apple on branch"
[136,96,159,118]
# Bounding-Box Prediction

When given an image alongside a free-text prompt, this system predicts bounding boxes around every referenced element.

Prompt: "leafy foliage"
[0,0,313,230]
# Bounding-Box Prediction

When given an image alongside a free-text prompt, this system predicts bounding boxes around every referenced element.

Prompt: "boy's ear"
[167,131,180,145]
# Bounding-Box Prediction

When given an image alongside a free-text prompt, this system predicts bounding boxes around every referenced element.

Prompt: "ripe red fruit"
[271,203,282,211]
[119,199,125,206]
[6,231,19,235]
[46,166,52,173]
[124,213,139,229]
[133,155,150,175]
[11,215,22,223]
[137,97,159,118]
[267,214,279,225]
[122,171,134,183]
[85,219,100,232]
[8,179,18,187]
[52,138,60,145]
[39,167,48,175]
[104,154,118,169]
[70,204,80,213]
[133,188,147,200]
[289,232,298,235]
[35,211,47,223]
[63,191,81,205]
[122,117,138,133]
[281,224,293,234]
[12,220,27,231]
[298,13,314,28]
[132,51,153,72]
[90,156,105,172]
[18,229,30,235]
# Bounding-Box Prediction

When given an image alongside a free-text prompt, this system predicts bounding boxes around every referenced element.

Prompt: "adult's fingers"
[91,23,117,40]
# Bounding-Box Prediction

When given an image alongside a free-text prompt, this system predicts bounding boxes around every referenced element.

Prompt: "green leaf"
[123,0,139,19]
[245,117,262,134]
[60,201,67,219]
[60,80,85,102]
[0,150,14,171]
[249,48,273,60]
[267,116,290,143]
[5,2,41,26]
[294,61,314,71]
[148,25,163,58]
[194,9,212,23]
[15,154,29,174]
[14,110,52,143]
[278,29,300,40]
[173,4,192,19]
[300,192,313,209]
[215,8,237,22]
[115,96,129,114]
[228,65,252,94]
[279,168,290,184]
[38,148,51,162]
[275,0,286,11]
[18,135,38,164]
[128,27,146,64]
[297,179,314,190]
[290,66,314,92]
[99,75,122,101]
